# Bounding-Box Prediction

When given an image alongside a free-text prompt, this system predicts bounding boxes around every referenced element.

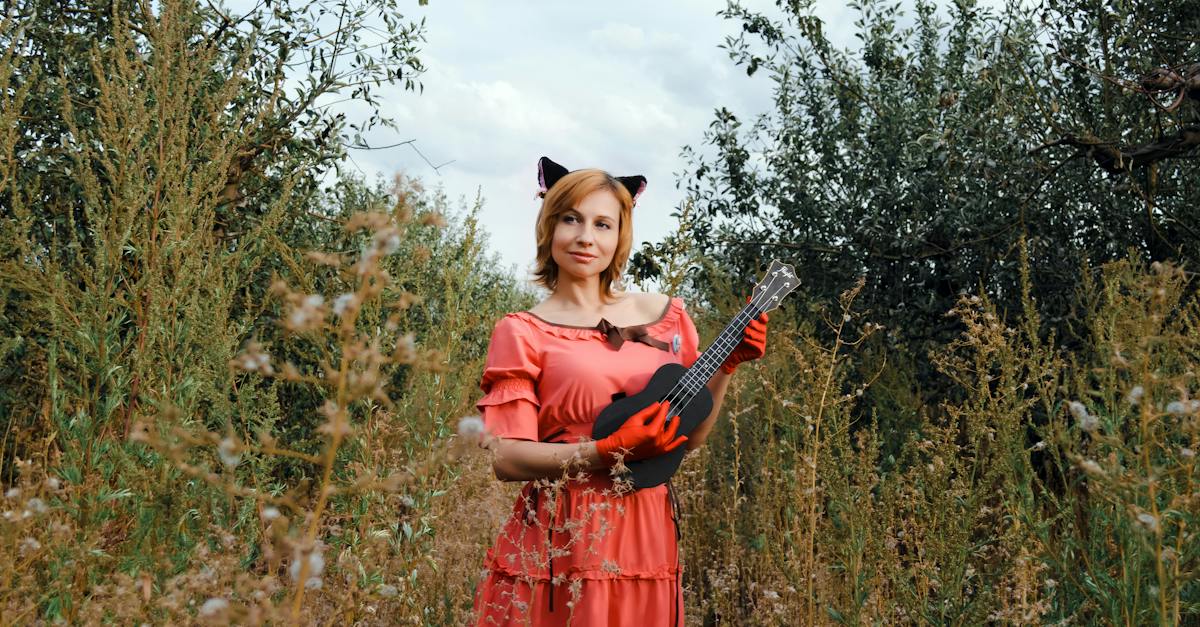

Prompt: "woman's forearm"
[686,369,732,450]
[488,438,607,482]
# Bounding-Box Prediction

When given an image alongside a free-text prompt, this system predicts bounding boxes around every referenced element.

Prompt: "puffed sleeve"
[677,299,701,369]
[474,315,541,441]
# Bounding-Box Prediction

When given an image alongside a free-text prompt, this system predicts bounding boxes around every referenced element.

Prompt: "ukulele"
[591,259,800,489]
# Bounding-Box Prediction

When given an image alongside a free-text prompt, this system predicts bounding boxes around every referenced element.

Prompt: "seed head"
[217,437,241,469]
[333,292,359,318]
[1126,386,1144,406]
[291,542,326,587]
[458,416,485,440]
[199,598,229,618]
[1069,401,1098,432]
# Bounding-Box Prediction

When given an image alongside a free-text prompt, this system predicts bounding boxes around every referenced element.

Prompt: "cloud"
[231,0,783,287]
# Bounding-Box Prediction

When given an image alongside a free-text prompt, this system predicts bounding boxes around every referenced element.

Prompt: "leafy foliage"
[636,0,1199,394]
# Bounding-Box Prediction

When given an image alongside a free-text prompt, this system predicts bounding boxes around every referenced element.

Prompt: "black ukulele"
[591,259,800,489]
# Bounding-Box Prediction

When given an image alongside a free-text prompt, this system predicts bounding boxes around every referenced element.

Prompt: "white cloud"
[222,0,808,291]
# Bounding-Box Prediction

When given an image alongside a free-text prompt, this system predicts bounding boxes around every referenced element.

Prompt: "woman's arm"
[685,370,732,451]
[486,438,608,482]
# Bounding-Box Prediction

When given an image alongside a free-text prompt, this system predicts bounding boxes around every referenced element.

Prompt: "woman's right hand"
[594,400,686,465]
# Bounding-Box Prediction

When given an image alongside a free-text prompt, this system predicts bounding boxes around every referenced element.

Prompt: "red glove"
[721,297,768,374]
[594,400,687,464]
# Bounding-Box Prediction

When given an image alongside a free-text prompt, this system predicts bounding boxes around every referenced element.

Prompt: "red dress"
[472,296,701,626]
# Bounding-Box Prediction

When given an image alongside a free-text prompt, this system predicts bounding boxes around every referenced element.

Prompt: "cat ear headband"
[536,156,647,206]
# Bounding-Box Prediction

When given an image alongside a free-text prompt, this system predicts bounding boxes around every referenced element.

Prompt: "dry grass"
[1,2,1197,624]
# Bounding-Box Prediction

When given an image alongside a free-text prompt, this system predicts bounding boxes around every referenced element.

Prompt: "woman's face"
[551,187,622,282]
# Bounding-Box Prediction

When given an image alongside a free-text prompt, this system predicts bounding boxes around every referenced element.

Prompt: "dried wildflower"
[232,341,274,376]
[4,487,19,499]
[45,477,61,490]
[1136,512,1159,533]
[1031,441,1046,451]
[1126,385,1144,405]
[286,294,326,331]
[393,333,417,364]
[290,542,326,588]
[1079,459,1104,477]
[25,498,47,514]
[266,361,294,382]
[357,249,381,276]
[20,537,41,554]
[377,584,399,598]
[199,597,229,618]
[262,507,281,521]
[1166,400,1200,416]
[395,291,423,310]
[333,292,359,318]
[317,400,352,438]
[344,211,392,232]
[305,251,342,267]
[458,416,485,440]
[217,437,241,469]
[419,212,447,228]
[129,421,151,443]
[1181,447,1196,459]
[1068,401,1098,432]
[373,227,402,255]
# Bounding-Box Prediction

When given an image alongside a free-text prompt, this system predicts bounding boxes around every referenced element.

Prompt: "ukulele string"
[660,268,791,412]
[660,303,764,413]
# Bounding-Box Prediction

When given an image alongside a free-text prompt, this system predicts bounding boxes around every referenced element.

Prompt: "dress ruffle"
[474,574,684,626]
[481,477,680,582]
[477,377,539,409]
[510,297,682,342]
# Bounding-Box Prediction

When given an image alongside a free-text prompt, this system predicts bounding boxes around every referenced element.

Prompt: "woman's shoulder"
[631,291,674,321]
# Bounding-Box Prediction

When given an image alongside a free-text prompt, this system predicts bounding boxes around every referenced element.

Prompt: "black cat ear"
[616,175,647,206]
[537,156,570,198]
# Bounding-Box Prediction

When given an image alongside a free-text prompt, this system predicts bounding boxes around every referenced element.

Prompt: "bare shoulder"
[634,291,672,320]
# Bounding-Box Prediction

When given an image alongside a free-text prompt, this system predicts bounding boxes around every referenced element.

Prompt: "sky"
[302,0,861,293]
[220,0,983,293]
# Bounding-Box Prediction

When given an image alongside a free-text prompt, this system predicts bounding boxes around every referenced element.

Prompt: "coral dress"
[472,296,701,626]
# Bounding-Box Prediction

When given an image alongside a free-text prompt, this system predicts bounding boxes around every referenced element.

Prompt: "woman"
[472,156,768,626]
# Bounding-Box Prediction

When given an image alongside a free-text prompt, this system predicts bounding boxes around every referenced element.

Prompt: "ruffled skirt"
[473,475,683,626]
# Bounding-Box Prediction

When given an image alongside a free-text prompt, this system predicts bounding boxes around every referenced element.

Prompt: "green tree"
[634,0,1199,416]
[0,0,426,465]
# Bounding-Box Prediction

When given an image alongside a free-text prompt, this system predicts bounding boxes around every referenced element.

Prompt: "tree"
[0,0,426,470]
[633,0,1199,414]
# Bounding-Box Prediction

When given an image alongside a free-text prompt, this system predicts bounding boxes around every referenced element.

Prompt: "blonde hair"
[533,169,634,300]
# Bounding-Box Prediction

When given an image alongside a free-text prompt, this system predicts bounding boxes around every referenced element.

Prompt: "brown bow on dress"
[595,318,670,352]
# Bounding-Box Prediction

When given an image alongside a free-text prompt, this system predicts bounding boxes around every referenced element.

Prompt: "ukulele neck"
[675,301,764,398]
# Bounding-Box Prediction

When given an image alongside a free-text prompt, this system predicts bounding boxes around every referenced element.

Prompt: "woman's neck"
[549,276,619,312]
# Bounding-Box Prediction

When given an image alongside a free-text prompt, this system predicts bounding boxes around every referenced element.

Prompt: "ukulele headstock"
[750,259,799,313]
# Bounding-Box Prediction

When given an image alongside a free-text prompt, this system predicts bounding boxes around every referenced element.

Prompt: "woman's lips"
[569,252,596,263]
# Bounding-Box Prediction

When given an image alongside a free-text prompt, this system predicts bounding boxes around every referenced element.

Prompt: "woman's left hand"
[720,298,767,374]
